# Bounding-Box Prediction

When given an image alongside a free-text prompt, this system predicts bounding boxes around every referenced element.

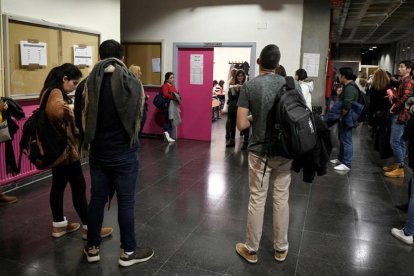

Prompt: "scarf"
[82,58,143,152]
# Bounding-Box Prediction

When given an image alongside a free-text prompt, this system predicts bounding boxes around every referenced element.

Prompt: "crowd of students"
[1,40,414,268]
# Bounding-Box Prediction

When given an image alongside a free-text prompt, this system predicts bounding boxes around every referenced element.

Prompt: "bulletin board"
[7,21,60,97]
[2,15,100,99]
[124,43,161,85]
[61,30,100,78]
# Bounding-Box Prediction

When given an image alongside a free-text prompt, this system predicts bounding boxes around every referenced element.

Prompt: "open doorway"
[173,43,255,142]
[212,47,251,145]
[213,47,252,81]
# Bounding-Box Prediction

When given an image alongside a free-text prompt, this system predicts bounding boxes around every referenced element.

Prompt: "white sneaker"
[164,132,175,143]
[391,228,413,245]
[330,159,341,165]
[334,164,350,171]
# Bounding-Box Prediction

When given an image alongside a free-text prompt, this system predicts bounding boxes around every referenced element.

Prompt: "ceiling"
[331,0,414,46]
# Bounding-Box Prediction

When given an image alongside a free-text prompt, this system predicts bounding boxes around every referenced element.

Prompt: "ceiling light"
[372,46,377,49]
[369,48,373,51]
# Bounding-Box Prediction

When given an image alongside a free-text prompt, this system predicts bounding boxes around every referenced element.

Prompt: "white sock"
[125,251,134,255]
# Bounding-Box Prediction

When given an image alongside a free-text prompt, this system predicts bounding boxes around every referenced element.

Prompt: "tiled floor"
[0,117,413,275]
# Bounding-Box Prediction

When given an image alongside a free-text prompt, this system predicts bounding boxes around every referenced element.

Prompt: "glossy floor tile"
[1,118,413,275]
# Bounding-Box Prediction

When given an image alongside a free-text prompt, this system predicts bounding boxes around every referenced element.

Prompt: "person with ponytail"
[41,63,112,240]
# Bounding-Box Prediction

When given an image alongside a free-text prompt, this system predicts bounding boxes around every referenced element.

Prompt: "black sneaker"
[118,247,154,267]
[84,246,100,263]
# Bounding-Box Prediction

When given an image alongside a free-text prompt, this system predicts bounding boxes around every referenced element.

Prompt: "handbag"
[153,91,169,110]
[0,120,11,142]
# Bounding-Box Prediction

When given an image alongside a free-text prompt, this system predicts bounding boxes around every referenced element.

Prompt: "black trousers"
[228,110,237,140]
[50,160,88,224]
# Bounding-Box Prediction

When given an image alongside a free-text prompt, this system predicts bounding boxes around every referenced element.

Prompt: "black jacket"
[292,114,332,183]
[1,97,25,175]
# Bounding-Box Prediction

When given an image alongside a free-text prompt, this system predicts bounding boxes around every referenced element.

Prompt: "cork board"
[61,30,99,78]
[8,21,60,96]
[3,16,100,98]
[124,43,161,85]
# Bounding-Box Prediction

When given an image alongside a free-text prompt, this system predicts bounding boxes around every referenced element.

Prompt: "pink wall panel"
[141,86,165,135]
[177,48,214,141]
[0,99,41,186]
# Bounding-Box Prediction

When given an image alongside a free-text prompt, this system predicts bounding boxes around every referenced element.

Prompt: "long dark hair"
[235,69,246,84]
[40,63,82,103]
[164,72,174,84]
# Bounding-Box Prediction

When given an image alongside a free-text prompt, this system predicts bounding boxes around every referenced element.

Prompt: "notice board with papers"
[3,14,100,98]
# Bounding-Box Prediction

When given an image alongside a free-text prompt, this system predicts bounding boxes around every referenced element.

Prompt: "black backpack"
[266,76,317,159]
[19,90,68,170]
[153,91,168,110]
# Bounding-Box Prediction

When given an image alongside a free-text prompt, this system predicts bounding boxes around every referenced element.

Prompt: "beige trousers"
[245,152,292,252]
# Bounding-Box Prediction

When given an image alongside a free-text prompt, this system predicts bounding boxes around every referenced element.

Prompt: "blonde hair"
[129,64,141,78]
[371,68,389,91]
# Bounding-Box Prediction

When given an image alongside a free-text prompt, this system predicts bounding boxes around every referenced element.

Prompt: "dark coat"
[1,97,25,175]
[292,114,332,183]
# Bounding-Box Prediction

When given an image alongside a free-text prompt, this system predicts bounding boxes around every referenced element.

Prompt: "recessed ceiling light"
[372,46,377,49]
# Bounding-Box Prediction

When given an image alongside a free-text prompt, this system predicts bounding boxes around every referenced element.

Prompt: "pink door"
[177,48,214,141]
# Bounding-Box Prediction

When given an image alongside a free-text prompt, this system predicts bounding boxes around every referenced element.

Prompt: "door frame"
[172,42,257,90]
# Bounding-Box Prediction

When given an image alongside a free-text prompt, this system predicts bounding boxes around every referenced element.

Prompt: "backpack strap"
[39,89,53,110]
[260,158,268,188]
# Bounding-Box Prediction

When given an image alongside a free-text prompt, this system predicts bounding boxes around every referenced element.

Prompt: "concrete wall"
[300,0,331,107]
[121,0,303,79]
[378,44,396,74]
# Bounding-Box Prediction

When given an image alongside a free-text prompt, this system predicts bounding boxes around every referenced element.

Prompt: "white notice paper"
[190,54,203,85]
[302,53,320,77]
[152,58,160,72]
[73,45,93,66]
[20,41,47,66]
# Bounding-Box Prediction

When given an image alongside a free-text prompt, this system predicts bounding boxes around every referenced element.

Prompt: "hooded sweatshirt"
[299,80,314,109]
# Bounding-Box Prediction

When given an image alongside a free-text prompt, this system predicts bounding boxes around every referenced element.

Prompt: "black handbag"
[153,91,169,110]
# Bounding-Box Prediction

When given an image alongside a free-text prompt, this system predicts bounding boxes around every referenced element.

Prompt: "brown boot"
[0,193,17,204]
[82,227,114,240]
[384,167,404,178]
[383,163,399,172]
[52,218,80,238]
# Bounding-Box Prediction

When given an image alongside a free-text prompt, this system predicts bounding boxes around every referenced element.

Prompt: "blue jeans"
[88,150,139,252]
[338,120,353,167]
[405,175,414,235]
[390,115,406,165]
